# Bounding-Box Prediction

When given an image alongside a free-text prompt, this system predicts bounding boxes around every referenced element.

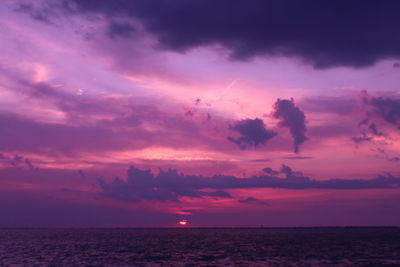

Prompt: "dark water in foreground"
[1,228,400,266]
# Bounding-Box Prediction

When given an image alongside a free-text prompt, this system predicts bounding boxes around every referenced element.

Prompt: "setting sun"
[179,220,188,226]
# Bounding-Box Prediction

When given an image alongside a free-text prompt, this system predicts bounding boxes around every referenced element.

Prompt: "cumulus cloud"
[24,0,400,68]
[99,165,400,203]
[273,99,307,153]
[228,119,276,149]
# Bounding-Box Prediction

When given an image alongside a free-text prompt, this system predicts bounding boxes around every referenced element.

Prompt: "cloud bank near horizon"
[99,165,400,203]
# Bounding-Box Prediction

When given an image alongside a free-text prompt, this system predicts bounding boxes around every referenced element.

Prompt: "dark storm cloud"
[99,165,400,203]
[32,0,400,68]
[227,119,276,149]
[107,21,136,39]
[273,99,307,153]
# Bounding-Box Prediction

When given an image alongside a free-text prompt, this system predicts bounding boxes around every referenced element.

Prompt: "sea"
[1,227,399,266]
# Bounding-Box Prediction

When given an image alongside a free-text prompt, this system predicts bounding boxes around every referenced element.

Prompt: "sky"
[1,0,400,227]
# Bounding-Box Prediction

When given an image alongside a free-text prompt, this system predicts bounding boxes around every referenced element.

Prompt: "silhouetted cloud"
[352,124,384,144]
[24,158,34,170]
[369,123,383,136]
[354,92,400,143]
[366,96,400,127]
[0,153,36,170]
[273,99,307,153]
[99,165,400,203]
[387,156,400,162]
[279,164,305,178]
[352,136,372,144]
[262,167,278,175]
[29,0,400,68]
[99,167,233,202]
[199,190,232,199]
[228,119,276,149]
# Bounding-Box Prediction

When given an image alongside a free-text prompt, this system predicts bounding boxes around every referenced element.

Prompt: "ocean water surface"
[1,227,399,266]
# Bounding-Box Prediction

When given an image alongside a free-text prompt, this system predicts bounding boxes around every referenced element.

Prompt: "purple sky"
[1,0,400,227]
